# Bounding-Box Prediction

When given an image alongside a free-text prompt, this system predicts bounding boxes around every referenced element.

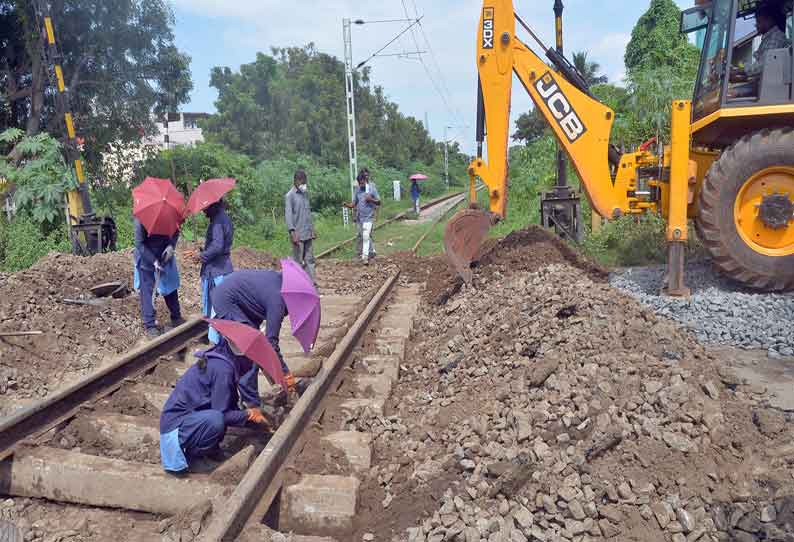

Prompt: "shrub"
[582,214,667,267]
[1,214,71,272]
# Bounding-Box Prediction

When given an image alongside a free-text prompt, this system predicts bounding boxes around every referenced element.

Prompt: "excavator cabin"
[684,0,794,144]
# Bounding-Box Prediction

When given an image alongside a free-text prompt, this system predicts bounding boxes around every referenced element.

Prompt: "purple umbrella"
[280,259,321,353]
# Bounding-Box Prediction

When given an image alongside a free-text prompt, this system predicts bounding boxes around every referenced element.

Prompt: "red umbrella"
[410,173,429,181]
[206,318,286,389]
[132,177,185,236]
[185,178,237,217]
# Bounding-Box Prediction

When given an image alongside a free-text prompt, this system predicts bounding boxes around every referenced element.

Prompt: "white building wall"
[145,113,208,149]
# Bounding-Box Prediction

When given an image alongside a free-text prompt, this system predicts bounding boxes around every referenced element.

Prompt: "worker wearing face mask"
[285,169,317,283]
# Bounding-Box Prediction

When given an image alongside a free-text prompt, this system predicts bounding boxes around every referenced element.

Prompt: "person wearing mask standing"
[344,169,381,265]
[285,169,316,283]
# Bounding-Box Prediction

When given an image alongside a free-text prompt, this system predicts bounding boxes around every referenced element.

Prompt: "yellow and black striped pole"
[553,0,568,190]
[39,1,93,222]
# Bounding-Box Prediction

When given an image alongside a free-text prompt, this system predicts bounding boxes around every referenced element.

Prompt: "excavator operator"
[732,3,791,82]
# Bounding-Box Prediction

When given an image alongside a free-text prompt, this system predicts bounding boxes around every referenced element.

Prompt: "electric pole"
[444,125,449,187]
[343,18,359,204]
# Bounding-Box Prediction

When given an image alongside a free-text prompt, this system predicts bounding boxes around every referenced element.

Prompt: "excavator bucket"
[443,208,492,284]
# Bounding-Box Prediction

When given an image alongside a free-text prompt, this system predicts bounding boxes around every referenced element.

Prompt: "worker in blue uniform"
[195,200,234,344]
[159,340,268,472]
[210,269,297,393]
[133,219,184,338]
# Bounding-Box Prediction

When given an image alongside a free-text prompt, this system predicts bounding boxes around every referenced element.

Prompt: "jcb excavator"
[445,0,794,294]
[35,0,116,255]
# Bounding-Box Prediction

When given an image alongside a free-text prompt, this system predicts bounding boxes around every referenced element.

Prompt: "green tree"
[572,51,608,86]
[624,0,700,78]
[512,108,548,144]
[622,66,696,143]
[1,0,192,162]
[0,127,75,226]
[203,44,437,168]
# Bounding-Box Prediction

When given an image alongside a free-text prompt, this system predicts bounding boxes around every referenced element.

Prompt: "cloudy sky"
[171,0,691,152]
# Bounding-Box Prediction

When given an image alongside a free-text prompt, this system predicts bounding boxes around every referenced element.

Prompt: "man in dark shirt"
[210,269,297,392]
[195,200,234,344]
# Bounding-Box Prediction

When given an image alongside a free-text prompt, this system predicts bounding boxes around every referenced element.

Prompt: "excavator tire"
[696,127,794,291]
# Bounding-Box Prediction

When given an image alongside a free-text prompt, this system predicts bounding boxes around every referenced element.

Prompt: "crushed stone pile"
[347,259,792,542]
[611,262,794,358]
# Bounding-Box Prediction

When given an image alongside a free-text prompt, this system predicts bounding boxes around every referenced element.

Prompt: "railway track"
[0,269,421,542]
[317,191,466,259]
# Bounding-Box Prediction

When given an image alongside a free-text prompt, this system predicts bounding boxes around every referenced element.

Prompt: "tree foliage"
[0,128,75,226]
[624,0,700,78]
[512,109,548,145]
[0,0,192,163]
[203,45,437,168]
[572,51,608,86]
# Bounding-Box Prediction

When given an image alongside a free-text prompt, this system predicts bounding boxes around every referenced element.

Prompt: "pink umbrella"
[410,173,429,181]
[280,259,321,353]
[205,318,286,389]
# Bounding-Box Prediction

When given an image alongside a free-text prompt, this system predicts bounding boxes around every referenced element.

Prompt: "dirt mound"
[0,248,202,417]
[397,225,607,305]
[349,262,793,542]
[478,226,607,280]
[232,247,280,270]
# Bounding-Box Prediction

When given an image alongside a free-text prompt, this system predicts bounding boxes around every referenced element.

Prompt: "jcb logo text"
[482,8,494,49]
[535,73,587,143]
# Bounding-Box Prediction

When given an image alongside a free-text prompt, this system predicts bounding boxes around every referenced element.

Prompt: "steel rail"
[410,194,467,255]
[0,318,208,460]
[316,191,464,259]
[410,183,486,255]
[200,271,400,541]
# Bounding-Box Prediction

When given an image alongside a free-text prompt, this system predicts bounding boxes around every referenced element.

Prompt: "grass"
[310,189,462,260]
[180,188,464,262]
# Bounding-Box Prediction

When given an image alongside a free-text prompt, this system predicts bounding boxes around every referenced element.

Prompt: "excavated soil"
[394,225,608,305]
[341,229,793,542]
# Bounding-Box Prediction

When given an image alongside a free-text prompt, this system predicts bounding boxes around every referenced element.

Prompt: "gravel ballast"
[610,262,794,358]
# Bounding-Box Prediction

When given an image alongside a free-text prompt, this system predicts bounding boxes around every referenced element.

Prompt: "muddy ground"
[0,246,391,418]
[1,226,792,542]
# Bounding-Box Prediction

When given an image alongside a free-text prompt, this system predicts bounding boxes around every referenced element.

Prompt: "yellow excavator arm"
[469,0,632,219]
[445,0,654,283]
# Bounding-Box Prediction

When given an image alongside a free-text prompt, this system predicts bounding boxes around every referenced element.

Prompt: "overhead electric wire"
[356,16,424,69]
[399,0,468,133]
[410,0,466,125]
[399,0,455,121]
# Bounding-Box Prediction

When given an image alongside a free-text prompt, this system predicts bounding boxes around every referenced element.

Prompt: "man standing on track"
[410,176,421,214]
[196,199,234,344]
[285,169,316,284]
[344,169,381,265]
